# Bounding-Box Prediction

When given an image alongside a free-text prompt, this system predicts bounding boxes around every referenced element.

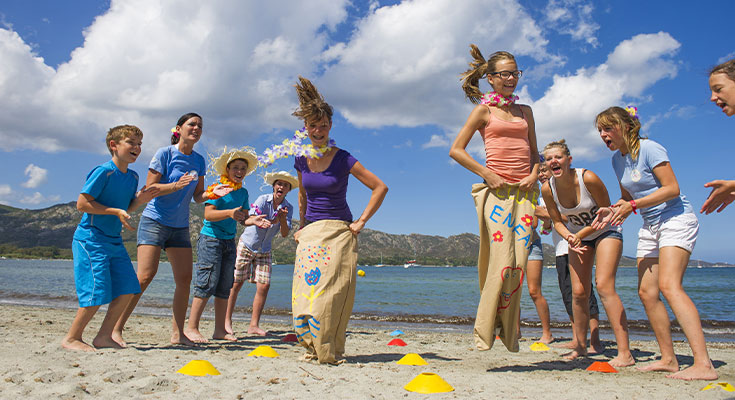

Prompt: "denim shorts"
[581,229,623,248]
[193,234,236,299]
[527,236,544,261]
[137,215,191,249]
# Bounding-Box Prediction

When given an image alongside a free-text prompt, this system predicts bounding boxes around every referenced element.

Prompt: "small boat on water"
[404,259,421,268]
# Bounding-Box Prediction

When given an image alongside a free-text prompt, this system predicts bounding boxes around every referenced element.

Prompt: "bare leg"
[113,244,161,346]
[594,237,634,367]
[92,294,133,349]
[62,306,101,351]
[185,296,210,343]
[248,282,270,336]
[526,259,552,343]
[636,257,679,373]
[564,248,594,360]
[657,247,718,381]
[213,297,237,340]
[166,247,195,346]
[589,314,603,354]
[225,281,244,335]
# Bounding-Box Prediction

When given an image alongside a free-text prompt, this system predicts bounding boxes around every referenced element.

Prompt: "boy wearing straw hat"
[225,171,297,336]
[185,147,270,343]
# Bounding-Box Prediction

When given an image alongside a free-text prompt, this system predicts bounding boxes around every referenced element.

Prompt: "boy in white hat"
[225,171,297,336]
[185,147,270,342]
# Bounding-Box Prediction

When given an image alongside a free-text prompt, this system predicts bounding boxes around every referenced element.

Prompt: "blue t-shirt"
[612,139,692,226]
[294,149,357,222]
[142,145,206,228]
[74,160,139,243]
[200,188,250,240]
[239,194,294,253]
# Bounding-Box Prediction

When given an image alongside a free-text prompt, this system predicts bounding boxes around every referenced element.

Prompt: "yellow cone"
[248,345,280,358]
[176,360,221,376]
[404,372,454,394]
[530,342,550,352]
[357,269,365,277]
[701,382,735,392]
[397,353,428,366]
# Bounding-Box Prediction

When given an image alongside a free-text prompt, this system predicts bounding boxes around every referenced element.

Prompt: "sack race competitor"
[291,220,358,364]
[472,183,539,352]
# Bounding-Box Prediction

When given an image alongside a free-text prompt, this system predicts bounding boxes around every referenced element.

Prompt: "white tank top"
[550,168,620,241]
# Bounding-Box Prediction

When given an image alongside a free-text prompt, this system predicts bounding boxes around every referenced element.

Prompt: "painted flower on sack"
[492,231,503,242]
[521,214,533,226]
[305,268,321,286]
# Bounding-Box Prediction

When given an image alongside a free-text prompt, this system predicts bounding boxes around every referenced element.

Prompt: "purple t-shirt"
[294,149,357,222]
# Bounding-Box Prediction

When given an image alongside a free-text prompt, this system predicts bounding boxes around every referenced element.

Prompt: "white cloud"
[423,135,450,149]
[718,52,735,64]
[21,164,48,188]
[0,184,12,205]
[19,192,60,205]
[543,0,600,47]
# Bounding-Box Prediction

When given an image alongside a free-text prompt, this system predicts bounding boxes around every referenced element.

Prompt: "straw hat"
[211,146,258,177]
[264,170,299,190]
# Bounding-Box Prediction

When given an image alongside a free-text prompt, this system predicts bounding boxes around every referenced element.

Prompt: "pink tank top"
[481,107,531,183]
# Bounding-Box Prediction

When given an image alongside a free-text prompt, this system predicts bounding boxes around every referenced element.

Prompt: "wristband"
[629,200,638,214]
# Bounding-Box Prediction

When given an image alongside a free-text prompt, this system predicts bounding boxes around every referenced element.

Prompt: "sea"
[1,259,734,341]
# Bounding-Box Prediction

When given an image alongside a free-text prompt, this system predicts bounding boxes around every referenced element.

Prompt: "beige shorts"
[637,213,698,258]
[234,242,272,284]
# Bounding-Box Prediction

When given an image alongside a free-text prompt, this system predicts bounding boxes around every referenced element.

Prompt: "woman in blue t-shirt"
[592,106,717,381]
[114,112,208,347]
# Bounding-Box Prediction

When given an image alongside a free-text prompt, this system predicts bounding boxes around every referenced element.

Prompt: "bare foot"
[61,337,96,352]
[539,334,553,344]
[636,359,679,373]
[183,328,208,343]
[666,364,718,381]
[224,322,234,335]
[248,326,267,336]
[213,330,237,341]
[92,335,124,349]
[588,341,604,355]
[171,332,198,346]
[562,347,587,360]
[553,340,577,349]
[608,353,636,368]
[111,330,127,347]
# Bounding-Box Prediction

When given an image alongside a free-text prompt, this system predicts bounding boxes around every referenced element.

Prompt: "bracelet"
[629,199,638,214]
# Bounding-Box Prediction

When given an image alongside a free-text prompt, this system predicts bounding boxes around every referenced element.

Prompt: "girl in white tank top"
[541,140,634,367]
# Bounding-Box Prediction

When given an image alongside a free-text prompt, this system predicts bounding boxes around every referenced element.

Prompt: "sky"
[1,0,734,262]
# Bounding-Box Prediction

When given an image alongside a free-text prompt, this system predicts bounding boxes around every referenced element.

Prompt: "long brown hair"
[292,76,333,123]
[460,44,516,104]
[595,107,644,161]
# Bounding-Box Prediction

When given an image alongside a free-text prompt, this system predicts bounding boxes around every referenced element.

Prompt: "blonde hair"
[711,59,735,81]
[106,125,143,155]
[460,44,516,104]
[542,139,571,157]
[595,106,644,161]
[292,76,333,123]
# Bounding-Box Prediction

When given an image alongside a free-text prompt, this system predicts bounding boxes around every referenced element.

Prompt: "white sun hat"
[263,170,299,190]
[210,146,258,177]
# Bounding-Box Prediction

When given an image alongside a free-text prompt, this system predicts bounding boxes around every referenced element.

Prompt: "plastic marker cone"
[530,342,550,352]
[397,353,428,366]
[177,360,220,376]
[282,333,298,342]
[248,345,280,358]
[496,335,501,340]
[404,372,454,394]
[389,329,404,336]
[388,338,407,346]
[586,361,618,373]
[357,269,366,277]
[701,382,735,392]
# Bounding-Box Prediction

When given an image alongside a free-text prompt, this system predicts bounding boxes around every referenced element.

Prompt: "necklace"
[204,174,242,200]
[258,128,336,167]
[480,91,519,107]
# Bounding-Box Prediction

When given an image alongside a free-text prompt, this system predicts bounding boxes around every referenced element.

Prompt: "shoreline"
[1,303,734,399]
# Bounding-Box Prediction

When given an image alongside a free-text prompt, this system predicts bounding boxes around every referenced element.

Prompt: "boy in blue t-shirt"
[62,125,159,351]
[185,147,271,342]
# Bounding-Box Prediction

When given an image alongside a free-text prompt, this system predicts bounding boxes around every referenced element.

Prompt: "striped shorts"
[234,241,272,284]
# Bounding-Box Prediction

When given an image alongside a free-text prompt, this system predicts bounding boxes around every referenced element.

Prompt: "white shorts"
[637,212,698,258]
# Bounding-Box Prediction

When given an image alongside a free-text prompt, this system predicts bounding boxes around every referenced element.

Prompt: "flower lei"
[257,128,336,168]
[480,91,519,107]
[625,106,639,120]
[204,174,242,200]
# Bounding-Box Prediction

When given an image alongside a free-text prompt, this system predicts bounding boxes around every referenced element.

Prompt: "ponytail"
[292,76,333,123]
[460,45,517,104]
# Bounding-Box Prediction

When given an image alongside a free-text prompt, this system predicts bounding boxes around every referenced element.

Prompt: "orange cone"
[586,361,618,373]
[388,338,407,346]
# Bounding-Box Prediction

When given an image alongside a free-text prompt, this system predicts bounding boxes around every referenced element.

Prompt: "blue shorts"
[581,230,623,248]
[527,236,544,261]
[137,215,191,249]
[193,234,236,299]
[72,238,141,308]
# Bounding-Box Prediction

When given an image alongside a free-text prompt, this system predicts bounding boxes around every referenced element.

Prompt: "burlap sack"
[471,183,538,352]
[292,220,358,364]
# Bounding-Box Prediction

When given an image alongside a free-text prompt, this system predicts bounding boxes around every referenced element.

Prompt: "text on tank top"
[549,168,612,240]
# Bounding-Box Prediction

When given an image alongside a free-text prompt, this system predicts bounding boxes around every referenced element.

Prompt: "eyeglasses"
[489,70,522,79]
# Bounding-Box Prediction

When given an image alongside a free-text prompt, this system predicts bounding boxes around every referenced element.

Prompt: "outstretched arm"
[701,179,735,214]
[349,161,388,235]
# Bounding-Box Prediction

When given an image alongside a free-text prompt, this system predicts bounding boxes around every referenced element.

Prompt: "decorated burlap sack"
[471,183,539,352]
[292,220,358,364]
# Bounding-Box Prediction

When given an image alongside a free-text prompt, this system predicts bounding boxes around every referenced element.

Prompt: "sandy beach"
[1,304,733,399]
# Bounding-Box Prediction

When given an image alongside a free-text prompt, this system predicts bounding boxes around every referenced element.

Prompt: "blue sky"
[1,0,733,262]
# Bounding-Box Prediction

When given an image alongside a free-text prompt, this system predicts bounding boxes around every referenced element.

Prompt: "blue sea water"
[1,259,733,340]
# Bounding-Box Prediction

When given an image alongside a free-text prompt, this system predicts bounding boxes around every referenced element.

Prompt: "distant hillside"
[0,202,730,268]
